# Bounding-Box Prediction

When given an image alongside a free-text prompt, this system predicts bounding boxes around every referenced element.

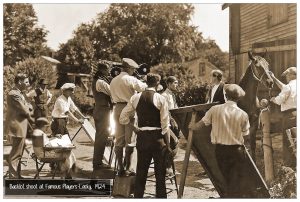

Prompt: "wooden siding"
[227,3,296,82]
[239,3,296,53]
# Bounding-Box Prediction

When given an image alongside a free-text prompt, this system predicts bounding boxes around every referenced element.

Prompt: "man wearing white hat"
[270,67,297,167]
[110,58,147,176]
[189,84,250,198]
[51,83,85,136]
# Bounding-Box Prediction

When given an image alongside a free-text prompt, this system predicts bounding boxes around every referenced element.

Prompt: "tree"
[200,39,229,70]
[56,3,228,74]
[61,3,203,66]
[56,35,95,73]
[3,4,49,66]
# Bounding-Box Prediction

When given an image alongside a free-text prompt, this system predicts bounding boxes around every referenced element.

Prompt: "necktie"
[172,93,178,108]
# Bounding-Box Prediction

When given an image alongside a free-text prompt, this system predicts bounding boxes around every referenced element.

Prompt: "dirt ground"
[3,121,292,199]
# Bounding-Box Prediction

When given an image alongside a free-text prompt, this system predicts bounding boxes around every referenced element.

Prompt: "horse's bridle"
[251,63,266,82]
[250,58,273,98]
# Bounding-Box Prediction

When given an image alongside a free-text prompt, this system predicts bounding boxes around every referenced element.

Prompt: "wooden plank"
[170,102,218,114]
[178,112,196,198]
[253,44,296,53]
[240,4,265,16]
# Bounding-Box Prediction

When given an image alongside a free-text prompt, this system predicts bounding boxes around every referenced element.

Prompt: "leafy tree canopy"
[4,4,50,66]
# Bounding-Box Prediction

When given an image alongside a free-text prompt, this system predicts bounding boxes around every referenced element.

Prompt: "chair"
[145,158,178,197]
[32,135,75,179]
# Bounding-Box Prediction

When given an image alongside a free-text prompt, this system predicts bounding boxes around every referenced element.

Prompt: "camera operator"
[110,58,147,176]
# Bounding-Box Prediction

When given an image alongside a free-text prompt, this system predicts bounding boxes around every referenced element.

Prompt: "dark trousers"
[8,136,26,178]
[92,107,111,166]
[215,144,246,198]
[134,130,167,198]
[34,105,48,120]
[282,109,296,167]
[51,118,68,136]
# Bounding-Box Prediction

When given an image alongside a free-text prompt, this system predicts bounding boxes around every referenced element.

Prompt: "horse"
[238,51,274,162]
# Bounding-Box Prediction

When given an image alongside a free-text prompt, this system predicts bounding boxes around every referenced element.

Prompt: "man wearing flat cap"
[270,67,297,167]
[189,84,250,198]
[27,78,52,120]
[51,83,86,137]
[120,73,171,198]
[110,58,147,176]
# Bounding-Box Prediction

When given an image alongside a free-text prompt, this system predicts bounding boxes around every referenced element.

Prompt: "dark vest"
[34,88,48,105]
[208,82,225,104]
[92,78,111,107]
[136,90,161,128]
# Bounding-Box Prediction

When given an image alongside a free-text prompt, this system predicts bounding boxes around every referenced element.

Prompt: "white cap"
[61,83,76,90]
[122,58,139,69]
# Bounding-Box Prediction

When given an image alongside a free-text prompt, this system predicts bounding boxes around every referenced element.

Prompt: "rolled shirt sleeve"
[119,95,137,125]
[202,107,213,126]
[273,84,290,105]
[69,98,78,113]
[96,79,111,96]
[154,94,170,135]
[46,89,52,98]
[130,77,147,93]
[241,114,250,136]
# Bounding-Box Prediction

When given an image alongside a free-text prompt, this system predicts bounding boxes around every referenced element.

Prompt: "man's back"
[203,101,250,145]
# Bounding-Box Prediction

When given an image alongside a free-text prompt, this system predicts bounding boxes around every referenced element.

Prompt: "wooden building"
[223,3,296,123]
[185,58,228,83]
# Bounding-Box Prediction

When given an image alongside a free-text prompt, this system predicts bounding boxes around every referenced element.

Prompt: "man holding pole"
[51,83,86,136]
[189,84,250,198]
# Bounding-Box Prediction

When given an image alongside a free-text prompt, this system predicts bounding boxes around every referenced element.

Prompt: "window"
[268,4,288,27]
[199,62,205,76]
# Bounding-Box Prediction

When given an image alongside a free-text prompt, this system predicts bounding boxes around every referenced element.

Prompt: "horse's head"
[248,51,274,89]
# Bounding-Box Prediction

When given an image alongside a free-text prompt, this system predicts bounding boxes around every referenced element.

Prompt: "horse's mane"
[239,61,254,88]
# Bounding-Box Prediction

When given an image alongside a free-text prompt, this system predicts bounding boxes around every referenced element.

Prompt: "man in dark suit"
[5,73,33,178]
[206,69,227,104]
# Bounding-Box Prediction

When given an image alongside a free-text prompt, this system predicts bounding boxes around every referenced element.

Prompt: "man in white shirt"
[51,83,85,137]
[270,66,297,167]
[119,73,171,198]
[162,76,178,110]
[27,78,52,120]
[92,63,113,170]
[161,76,180,175]
[189,84,250,198]
[206,69,227,104]
[110,58,147,176]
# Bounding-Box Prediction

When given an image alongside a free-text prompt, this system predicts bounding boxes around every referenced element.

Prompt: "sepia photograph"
[1,0,297,199]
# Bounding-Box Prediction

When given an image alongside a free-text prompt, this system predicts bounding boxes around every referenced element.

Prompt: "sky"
[32,3,229,52]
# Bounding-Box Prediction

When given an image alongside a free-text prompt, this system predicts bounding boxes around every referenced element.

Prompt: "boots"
[114,146,125,176]
[124,146,135,176]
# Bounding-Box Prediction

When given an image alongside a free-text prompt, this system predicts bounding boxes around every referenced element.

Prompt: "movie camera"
[92,60,151,81]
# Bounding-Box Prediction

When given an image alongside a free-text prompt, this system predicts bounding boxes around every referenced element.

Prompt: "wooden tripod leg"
[71,126,82,141]
[178,112,196,198]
